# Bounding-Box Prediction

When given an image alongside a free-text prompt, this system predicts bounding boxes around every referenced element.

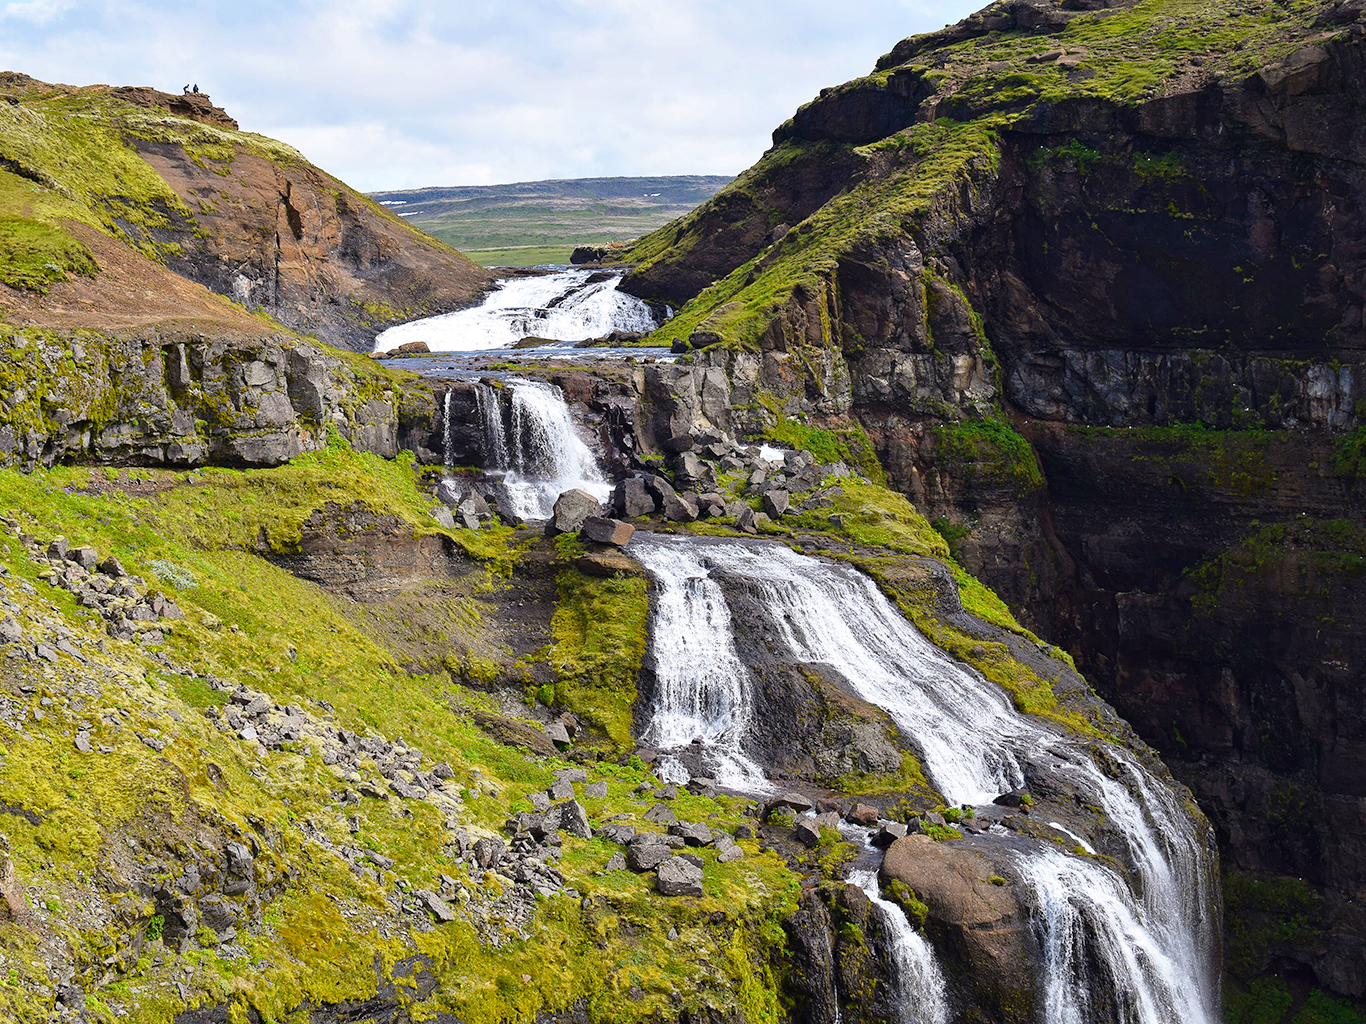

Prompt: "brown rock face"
[136,142,493,351]
[880,835,1033,1020]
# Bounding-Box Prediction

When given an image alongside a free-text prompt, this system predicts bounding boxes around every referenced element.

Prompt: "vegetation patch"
[0,216,98,291]
[538,567,651,750]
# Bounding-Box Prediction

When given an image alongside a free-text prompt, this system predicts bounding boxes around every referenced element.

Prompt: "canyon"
[0,0,1362,1022]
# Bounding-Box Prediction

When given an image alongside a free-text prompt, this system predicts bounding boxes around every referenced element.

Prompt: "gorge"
[0,1,1363,1022]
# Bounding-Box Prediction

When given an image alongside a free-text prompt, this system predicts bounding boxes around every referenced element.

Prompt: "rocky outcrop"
[618,0,1366,1003]
[0,326,433,469]
[0,73,492,351]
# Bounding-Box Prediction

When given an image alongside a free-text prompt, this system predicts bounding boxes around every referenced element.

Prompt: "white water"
[848,869,949,1024]
[670,539,1028,805]
[626,535,1218,1024]
[472,378,610,520]
[374,269,661,353]
[628,541,771,792]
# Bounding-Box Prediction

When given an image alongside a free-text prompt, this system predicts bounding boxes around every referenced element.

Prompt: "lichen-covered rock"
[655,856,703,897]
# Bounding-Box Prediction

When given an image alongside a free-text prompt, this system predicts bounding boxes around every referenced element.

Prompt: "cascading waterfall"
[470,378,609,520]
[374,268,661,353]
[848,868,950,1024]
[628,541,770,791]
[627,534,1218,1024]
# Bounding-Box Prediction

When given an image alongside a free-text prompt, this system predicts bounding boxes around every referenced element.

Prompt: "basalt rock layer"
[621,0,1366,1009]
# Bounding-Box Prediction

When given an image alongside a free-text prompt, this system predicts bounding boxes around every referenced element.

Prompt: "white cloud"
[1,0,74,25]
[0,0,982,189]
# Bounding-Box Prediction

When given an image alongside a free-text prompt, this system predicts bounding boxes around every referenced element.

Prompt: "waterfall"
[472,382,510,470]
[628,541,770,791]
[471,378,609,521]
[848,869,949,1024]
[626,535,1219,1024]
[374,268,661,353]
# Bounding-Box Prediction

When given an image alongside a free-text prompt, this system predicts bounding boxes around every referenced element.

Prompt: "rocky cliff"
[0,73,492,350]
[620,0,1366,1013]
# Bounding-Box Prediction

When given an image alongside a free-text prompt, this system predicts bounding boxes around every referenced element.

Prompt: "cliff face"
[0,74,491,350]
[621,0,1366,1006]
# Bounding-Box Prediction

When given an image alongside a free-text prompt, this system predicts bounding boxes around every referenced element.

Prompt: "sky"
[0,0,982,192]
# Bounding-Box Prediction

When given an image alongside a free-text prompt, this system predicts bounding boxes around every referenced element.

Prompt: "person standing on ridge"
[192,84,199,93]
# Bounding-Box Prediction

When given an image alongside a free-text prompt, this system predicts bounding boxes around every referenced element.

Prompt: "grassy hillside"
[371,176,733,266]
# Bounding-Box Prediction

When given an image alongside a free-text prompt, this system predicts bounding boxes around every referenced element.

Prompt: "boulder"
[613,477,656,518]
[70,547,99,569]
[555,768,589,784]
[626,843,672,872]
[545,722,572,747]
[656,856,704,897]
[794,820,823,847]
[595,823,636,844]
[0,617,20,645]
[431,506,456,529]
[736,506,759,534]
[768,791,815,814]
[847,803,880,826]
[548,777,575,801]
[584,780,609,799]
[669,821,714,846]
[661,492,699,523]
[871,822,908,848]
[554,800,592,839]
[644,803,677,825]
[546,489,602,534]
[419,890,456,922]
[663,434,695,454]
[580,517,635,547]
[881,835,1031,1016]
[48,537,69,560]
[763,491,791,518]
[604,852,627,871]
[97,556,126,577]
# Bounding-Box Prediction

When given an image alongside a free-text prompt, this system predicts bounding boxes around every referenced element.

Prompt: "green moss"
[932,416,1043,496]
[539,568,650,750]
[0,216,98,290]
[1224,872,1326,982]
[1332,428,1366,479]
[761,412,886,486]
[883,880,929,929]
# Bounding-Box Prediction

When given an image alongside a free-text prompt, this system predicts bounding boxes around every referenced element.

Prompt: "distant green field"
[371,175,732,266]
[460,244,575,267]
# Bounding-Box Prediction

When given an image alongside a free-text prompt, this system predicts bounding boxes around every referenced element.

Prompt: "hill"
[370,175,733,266]
[0,72,491,350]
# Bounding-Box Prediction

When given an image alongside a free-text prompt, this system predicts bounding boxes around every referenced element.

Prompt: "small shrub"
[145,914,165,941]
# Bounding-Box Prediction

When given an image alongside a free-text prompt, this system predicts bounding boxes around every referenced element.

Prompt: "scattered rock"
[656,856,704,897]
[584,780,609,799]
[613,477,656,519]
[847,803,880,826]
[872,822,909,848]
[793,820,823,847]
[419,890,456,922]
[545,722,572,747]
[604,852,627,871]
[626,843,672,872]
[669,821,713,846]
[762,491,791,518]
[644,803,677,826]
[548,777,575,801]
[580,517,635,547]
[0,618,20,645]
[546,489,602,535]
